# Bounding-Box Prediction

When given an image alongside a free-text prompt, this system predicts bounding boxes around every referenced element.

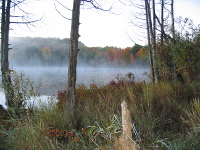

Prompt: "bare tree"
[1,0,42,110]
[64,0,113,112]
[171,0,175,39]
[144,0,155,83]
[160,0,164,45]
[67,0,80,112]
[1,0,15,109]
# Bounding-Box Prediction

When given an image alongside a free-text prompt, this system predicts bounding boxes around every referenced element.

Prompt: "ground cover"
[0,79,200,149]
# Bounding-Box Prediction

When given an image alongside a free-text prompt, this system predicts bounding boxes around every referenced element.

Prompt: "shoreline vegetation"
[0,76,200,149]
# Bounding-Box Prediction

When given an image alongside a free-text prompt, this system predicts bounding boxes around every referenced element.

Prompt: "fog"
[8,37,149,67]
[13,66,149,95]
[0,66,149,108]
[0,37,150,108]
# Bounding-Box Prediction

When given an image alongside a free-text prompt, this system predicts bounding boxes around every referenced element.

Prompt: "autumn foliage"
[9,37,146,67]
[47,129,79,143]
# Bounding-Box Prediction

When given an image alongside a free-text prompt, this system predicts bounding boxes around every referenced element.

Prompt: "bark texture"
[115,101,140,150]
[144,0,155,83]
[1,0,15,109]
[67,0,80,110]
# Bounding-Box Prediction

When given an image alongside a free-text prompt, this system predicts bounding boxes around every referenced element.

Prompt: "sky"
[9,0,200,48]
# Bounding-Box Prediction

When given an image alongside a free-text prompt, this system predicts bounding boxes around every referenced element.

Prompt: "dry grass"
[0,80,200,149]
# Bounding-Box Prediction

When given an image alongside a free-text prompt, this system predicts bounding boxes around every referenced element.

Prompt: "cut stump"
[115,100,139,150]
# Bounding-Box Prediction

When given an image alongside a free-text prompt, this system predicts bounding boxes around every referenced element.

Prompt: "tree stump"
[115,100,139,150]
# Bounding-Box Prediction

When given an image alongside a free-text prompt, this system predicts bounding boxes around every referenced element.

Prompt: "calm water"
[0,66,149,108]
[14,67,149,94]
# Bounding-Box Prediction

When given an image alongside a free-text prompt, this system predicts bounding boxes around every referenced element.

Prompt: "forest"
[9,37,147,67]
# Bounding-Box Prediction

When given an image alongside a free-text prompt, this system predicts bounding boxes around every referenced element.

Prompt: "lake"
[0,66,149,108]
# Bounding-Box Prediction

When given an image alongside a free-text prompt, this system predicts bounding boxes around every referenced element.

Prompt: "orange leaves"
[47,129,80,142]
[136,48,143,56]
[136,48,148,59]
[120,47,134,64]
[104,47,136,64]
[46,128,89,144]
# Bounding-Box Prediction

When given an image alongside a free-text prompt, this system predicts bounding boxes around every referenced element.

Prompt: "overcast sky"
[9,0,200,48]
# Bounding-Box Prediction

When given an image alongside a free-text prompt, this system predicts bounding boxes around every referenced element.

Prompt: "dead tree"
[65,0,113,112]
[115,100,140,150]
[67,0,80,111]
[1,0,15,109]
[1,0,42,110]
[144,0,156,83]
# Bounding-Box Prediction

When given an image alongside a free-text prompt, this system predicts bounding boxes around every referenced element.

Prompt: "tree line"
[9,37,147,67]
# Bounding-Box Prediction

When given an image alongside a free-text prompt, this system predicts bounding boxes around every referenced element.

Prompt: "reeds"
[0,79,200,149]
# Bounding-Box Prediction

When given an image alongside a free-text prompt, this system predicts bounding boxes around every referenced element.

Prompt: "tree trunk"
[171,0,175,39]
[67,0,80,111]
[171,0,176,79]
[152,0,156,46]
[1,0,15,109]
[152,0,158,82]
[145,0,155,83]
[161,0,164,45]
[115,100,140,150]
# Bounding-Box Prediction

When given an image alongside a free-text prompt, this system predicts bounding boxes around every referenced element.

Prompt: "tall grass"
[0,79,200,149]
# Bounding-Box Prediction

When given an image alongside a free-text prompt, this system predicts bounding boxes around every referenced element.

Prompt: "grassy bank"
[0,80,200,149]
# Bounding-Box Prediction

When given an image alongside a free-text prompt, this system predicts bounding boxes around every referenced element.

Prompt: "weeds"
[0,77,200,149]
[10,70,41,113]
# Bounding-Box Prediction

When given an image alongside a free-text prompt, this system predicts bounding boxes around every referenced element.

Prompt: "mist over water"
[13,66,149,95]
[0,37,150,108]
[0,66,149,108]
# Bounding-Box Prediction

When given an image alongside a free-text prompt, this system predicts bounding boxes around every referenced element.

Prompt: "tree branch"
[82,0,112,11]
[53,0,71,20]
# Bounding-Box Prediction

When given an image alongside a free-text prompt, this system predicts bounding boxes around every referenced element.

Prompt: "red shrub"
[108,80,117,86]
[108,79,135,88]
[57,90,67,109]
